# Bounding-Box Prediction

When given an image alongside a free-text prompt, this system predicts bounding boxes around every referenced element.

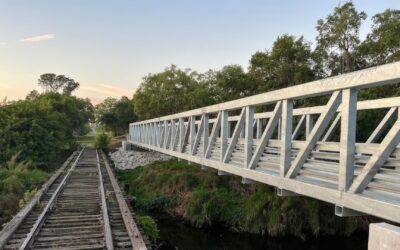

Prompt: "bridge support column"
[335,205,363,217]
[277,188,298,197]
[368,223,400,250]
[122,141,134,151]
[218,170,230,176]
[241,178,255,184]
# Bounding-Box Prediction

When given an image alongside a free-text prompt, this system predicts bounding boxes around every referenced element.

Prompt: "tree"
[134,65,215,120]
[95,96,137,135]
[249,35,315,93]
[358,9,400,66]
[0,92,93,169]
[315,2,367,75]
[94,97,118,121]
[211,65,254,102]
[26,90,40,100]
[38,73,80,95]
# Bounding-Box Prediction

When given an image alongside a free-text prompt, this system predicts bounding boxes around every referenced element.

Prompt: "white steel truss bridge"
[128,62,400,223]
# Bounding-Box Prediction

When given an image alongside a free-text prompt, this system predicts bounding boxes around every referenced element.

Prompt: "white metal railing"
[129,62,400,223]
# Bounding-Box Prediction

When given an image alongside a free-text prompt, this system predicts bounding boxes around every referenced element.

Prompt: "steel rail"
[100,151,148,250]
[0,151,77,249]
[18,148,85,250]
[96,149,114,250]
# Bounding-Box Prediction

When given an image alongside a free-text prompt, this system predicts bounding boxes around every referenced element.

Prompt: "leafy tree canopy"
[315,2,367,75]
[358,9,400,66]
[133,65,215,120]
[95,96,136,135]
[0,92,93,170]
[249,34,315,92]
[38,73,80,95]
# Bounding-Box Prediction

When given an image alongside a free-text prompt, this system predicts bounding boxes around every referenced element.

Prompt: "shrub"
[137,215,159,242]
[94,132,111,151]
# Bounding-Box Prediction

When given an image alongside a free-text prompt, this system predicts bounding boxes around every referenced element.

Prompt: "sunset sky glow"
[1,0,399,104]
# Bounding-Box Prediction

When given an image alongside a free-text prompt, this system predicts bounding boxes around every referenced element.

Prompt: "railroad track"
[0,148,147,250]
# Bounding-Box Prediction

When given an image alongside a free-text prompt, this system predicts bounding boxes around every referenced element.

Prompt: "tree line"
[0,74,93,226]
[0,74,93,170]
[131,3,400,122]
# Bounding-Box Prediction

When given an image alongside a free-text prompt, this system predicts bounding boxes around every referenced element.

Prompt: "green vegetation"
[94,132,111,152]
[0,82,93,171]
[118,160,362,239]
[137,215,159,242]
[76,135,96,147]
[0,154,49,226]
[0,73,93,227]
[133,3,400,124]
[95,96,136,136]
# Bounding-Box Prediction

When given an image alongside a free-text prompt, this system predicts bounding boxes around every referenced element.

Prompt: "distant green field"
[76,135,96,147]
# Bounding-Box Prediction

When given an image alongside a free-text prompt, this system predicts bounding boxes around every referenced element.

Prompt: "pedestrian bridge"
[128,62,400,224]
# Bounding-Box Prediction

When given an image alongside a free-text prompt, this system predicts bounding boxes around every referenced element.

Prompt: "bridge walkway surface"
[128,61,400,224]
[0,148,147,250]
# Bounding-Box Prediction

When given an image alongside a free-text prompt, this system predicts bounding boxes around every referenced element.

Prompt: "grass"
[117,160,365,239]
[76,135,96,147]
[0,156,50,227]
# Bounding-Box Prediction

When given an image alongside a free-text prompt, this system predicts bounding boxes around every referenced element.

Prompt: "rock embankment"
[110,148,173,170]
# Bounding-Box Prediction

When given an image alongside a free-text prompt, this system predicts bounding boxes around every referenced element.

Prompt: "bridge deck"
[128,61,400,223]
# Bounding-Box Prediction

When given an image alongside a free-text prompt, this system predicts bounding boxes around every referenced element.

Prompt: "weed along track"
[0,148,147,250]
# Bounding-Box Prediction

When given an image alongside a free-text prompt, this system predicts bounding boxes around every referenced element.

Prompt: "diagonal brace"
[248,101,282,169]
[349,119,400,193]
[223,108,246,163]
[205,112,222,158]
[286,91,342,178]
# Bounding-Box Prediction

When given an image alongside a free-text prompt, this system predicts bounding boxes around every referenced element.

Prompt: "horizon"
[1,0,399,105]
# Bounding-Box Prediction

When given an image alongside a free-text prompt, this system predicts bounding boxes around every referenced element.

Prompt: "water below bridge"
[155,214,368,250]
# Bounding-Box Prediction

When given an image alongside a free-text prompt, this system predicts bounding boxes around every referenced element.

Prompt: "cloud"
[0,42,6,46]
[20,34,55,43]
[80,84,135,97]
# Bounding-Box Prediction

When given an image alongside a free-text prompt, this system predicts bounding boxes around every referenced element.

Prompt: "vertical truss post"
[203,114,209,157]
[227,121,231,138]
[339,88,357,191]
[156,122,161,146]
[165,121,171,149]
[256,119,262,139]
[169,119,176,150]
[189,116,196,153]
[151,123,155,146]
[306,114,314,139]
[244,106,254,168]
[221,111,229,162]
[179,118,184,152]
[161,121,167,148]
[277,118,282,140]
[280,99,293,177]
[144,124,148,146]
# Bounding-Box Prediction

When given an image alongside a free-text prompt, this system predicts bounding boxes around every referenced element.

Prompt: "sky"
[1,0,399,104]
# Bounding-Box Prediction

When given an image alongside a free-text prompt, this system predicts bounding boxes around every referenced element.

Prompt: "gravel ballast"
[109,148,173,170]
